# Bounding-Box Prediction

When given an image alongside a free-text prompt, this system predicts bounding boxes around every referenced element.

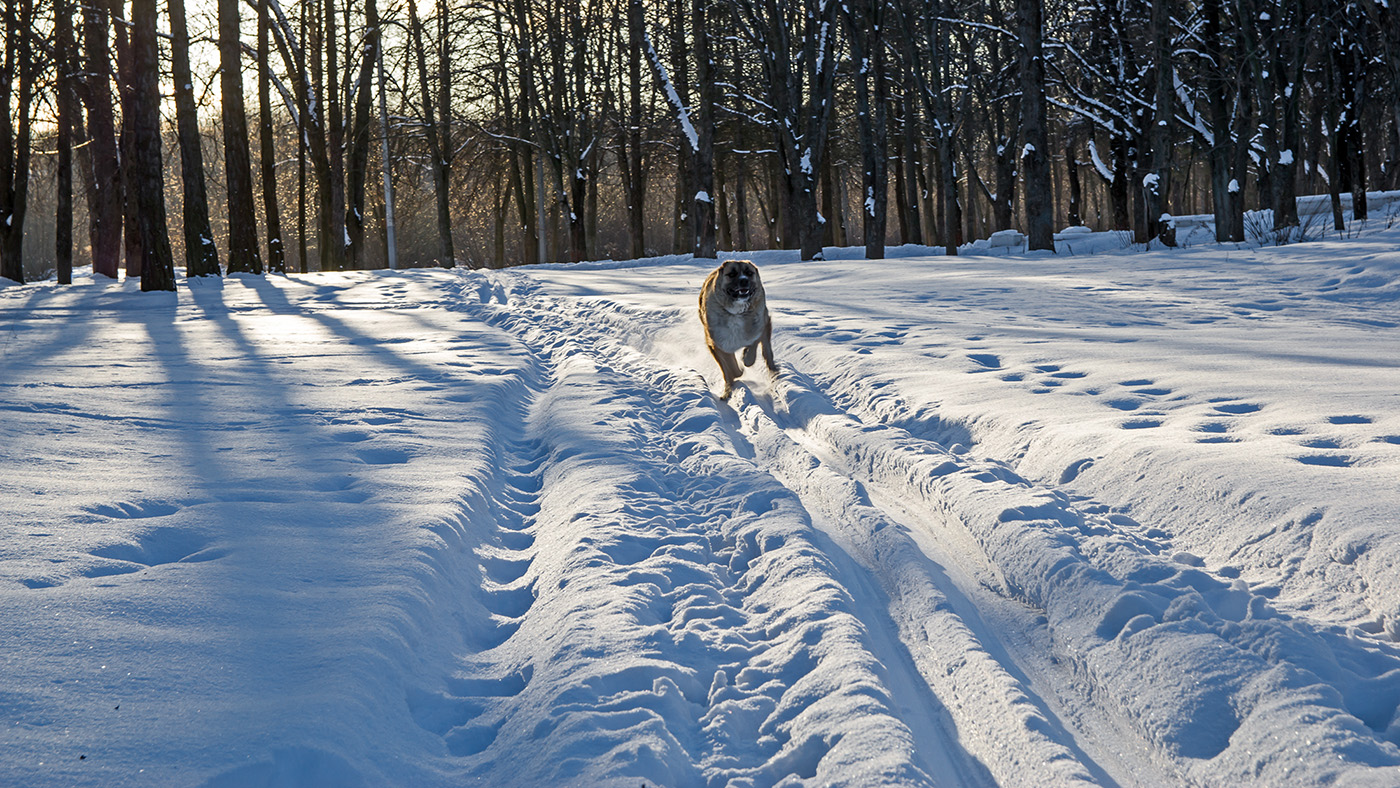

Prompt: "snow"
[3,200,1400,787]
[1281,149,1295,166]
[1088,139,1114,182]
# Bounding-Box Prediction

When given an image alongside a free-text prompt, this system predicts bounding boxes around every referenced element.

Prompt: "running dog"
[698,259,777,399]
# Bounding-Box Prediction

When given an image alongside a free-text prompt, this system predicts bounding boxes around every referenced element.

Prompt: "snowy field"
[3,208,1400,787]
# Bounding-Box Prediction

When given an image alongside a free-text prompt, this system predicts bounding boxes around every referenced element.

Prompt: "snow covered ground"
[3,207,1400,787]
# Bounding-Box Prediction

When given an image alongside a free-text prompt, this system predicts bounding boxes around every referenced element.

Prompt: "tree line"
[2,0,1398,287]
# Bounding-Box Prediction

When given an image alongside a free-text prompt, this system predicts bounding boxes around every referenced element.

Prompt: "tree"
[1143,0,1175,244]
[80,0,122,278]
[220,0,262,274]
[640,0,716,259]
[129,0,176,291]
[259,0,287,273]
[0,0,34,284]
[1018,0,1054,251]
[170,0,221,277]
[345,0,380,270]
[1203,0,1244,242]
[841,0,888,258]
[408,0,455,267]
[732,0,839,260]
[55,0,77,284]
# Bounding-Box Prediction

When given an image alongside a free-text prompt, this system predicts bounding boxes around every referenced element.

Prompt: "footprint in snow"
[1212,402,1262,415]
[966,353,1001,370]
[1121,418,1163,430]
[1295,454,1354,468]
[84,499,182,519]
[1327,415,1373,425]
[1301,438,1343,449]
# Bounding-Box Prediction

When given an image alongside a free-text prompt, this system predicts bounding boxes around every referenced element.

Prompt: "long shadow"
[0,282,112,385]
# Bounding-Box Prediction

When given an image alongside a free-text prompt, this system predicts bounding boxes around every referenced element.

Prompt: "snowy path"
[447,254,1400,786]
[3,230,1400,787]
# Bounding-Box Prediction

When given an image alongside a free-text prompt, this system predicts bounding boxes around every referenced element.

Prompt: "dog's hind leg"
[742,342,758,367]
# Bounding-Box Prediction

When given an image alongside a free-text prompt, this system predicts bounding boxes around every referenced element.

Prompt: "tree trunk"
[623,0,647,259]
[899,100,922,245]
[843,0,888,259]
[408,0,454,267]
[170,0,220,276]
[258,0,286,273]
[345,0,378,269]
[0,0,33,284]
[1018,0,1054,251]
[1109,126,1131,231]
[1066,126,1083,228]
[1145,0,1174,244]
[221,0,263,274]
[130,0,175,291]
[690,0,717,258]
[1272,0,1304,233]
[112,4,142,277]
[81,0,122,278]
[55,0,76,284]
[324,0,346,270]
[1204,0,1241,241]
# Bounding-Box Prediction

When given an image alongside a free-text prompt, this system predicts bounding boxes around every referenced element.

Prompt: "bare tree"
[171,0,222,277]
[130,0,176,290]
[80,0,122,278]
[408,0,455,267]
[259,0,287,273]
[55,0,77,284]
[0,0,34,284]
[1017,0,1054,250]
[841,0,888,258]
[220,0,262,273]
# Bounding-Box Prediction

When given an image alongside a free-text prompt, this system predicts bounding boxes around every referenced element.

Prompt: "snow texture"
[3,195,1400,787]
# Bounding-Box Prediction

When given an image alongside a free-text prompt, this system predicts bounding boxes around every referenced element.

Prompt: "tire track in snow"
[738,360,1400,787]
[459,272,1095,786]
[431,271,946,786]
[470,270,1400,788]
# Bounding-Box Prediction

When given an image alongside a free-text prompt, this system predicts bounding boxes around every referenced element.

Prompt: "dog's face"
[718,260,761,301]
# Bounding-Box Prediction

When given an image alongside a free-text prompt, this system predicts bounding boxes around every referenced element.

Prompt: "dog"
[698,259,777,399]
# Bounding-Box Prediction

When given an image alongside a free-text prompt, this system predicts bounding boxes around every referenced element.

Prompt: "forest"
[1,0,1398,288]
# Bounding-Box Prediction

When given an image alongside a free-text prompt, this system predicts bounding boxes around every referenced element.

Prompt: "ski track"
[442,266,1400,787]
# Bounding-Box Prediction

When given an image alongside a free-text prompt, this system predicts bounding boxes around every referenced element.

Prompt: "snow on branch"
[641,20,699,153]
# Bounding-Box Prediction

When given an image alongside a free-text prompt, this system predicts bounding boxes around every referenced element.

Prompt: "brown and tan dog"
[698,259,777,399]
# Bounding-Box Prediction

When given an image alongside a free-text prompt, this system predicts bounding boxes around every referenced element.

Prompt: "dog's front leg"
[708,344,741,398]
[760,317,778,374]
